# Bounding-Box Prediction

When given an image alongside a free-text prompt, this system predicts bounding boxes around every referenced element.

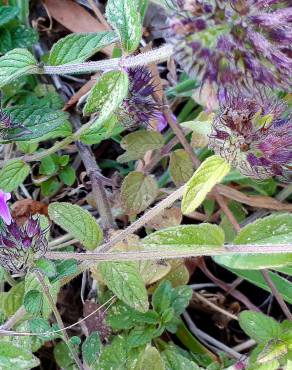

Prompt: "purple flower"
[166,0,291,90]
[0,191,11,225]
[0,216,48,273]
[119,67,164,130]
[208,90,292,181]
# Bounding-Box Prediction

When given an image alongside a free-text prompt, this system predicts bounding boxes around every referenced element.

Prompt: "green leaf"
[48,202,103,250]
[23,290,43,314]
[0,159,30,192]
[214,214,292,269]
[239,311,281,343]
[0,28,13,54]
[107,301,159,330]
[10,25,38,50]
[0,6,19,26]
[2,105,70,142]
[0,341,40,369]
[25,273,60,318]
[80,115,124,145]
[121,171,158,215]
[142,224,225,250]
[181,155,230,215]
[0,48,38,88]
[52,259,78,283]
[3,281,25,317]
[224,268,292,304]
[127,325,162,348]
[171,285,192,315]
[97,335,128,370]
[39,155,58,176]
[117,130,164,163]
[49,31,117,65]
[59,166,76,186]
[82,333,101,367]
[135,345,165,370]
[40,178,61,197]
[106,0,142,53]
[162,345,200,370]
[99,261,149,312]
[54,342,76,370]
[83,70,129,119]
[169,149,194,186]
[152,281,172,314]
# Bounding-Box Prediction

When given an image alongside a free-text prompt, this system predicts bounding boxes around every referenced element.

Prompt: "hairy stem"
[46,244,292,262]
[41,45,174,75]
[35,270,84,370]
[72,115,116,233]
[261,269,292,321]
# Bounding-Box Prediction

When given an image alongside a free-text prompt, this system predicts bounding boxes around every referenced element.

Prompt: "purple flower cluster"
[167,0,292,90]
[119,67,166,130]
[208,90,292,181]
[0,194,48,273]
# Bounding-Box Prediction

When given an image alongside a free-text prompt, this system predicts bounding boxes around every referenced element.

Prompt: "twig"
[232,339,256,352]
[97,185,185,252]
[214,193,241,232]
[45,244,292,262]
[183,311,242,359]
[162,102,201,168]
[34,270,84,370]
[261,269,292,320]
[72,115,116,233]
[193,292,238,321]
[0,306,26,330]
[87,0,111,30]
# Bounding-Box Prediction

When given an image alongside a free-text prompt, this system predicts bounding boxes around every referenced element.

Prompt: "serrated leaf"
[97,335,127,370]
[49,31,118,65]
[214,214,292,269]
[239,311,281,343]
[2,105,70,142]
[23,290,43,314]
[127,325,162,348]
[139,259,171,285]
[0,341,40,369]
[80,115,124,145]
[83,70,129,119]
[182,155,230,214]
[54,342,76,370]
[82,333,101,367]
[48,202,103,250]
[106,0,142,53]
[11,25,38,50]
[3,281,25,317]
[25,273,60,318]
[162,346,200,370]
[142,224,225,251]
[0,6,19,26]
[0,159,30,192]
[136,345,165,370]
[107,301,159,330]
[0,48,38,88]
[99,261,149,312]
[117,130,164,163]
[169,149,194,186]
[121,171,158,215]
